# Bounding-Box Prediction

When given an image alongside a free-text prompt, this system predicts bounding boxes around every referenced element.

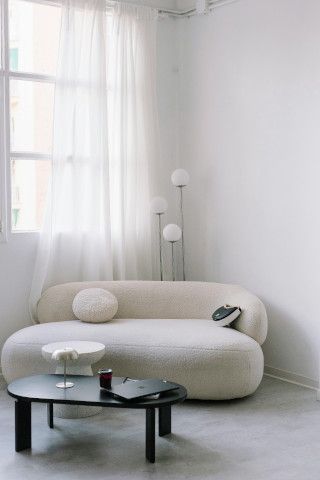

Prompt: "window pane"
[10,79,54,153]
[11,159,51,231]
[9,0,61,75]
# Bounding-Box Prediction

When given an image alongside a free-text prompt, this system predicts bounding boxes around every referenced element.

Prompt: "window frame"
[0,0,58,240]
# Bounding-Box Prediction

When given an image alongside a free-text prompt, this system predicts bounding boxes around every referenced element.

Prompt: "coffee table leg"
[146,408,155,463]
[159,405,171,436]
[15,400,31,452]
[47,403,54,429]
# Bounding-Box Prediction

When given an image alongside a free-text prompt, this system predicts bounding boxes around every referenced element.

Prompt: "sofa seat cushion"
[1,319,263,400]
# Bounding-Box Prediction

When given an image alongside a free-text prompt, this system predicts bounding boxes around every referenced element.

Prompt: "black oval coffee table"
[8,374,187,463]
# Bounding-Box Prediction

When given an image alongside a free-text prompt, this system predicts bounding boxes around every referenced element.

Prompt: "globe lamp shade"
[171,169,190,187]
[163,224,182,243]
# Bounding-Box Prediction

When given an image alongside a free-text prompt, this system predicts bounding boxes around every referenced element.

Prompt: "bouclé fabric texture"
[72,288,118,323]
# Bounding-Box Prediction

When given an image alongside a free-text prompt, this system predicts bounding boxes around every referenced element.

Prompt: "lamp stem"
[179,186,186,281]
[171,242,175,281]
[64,360,67,387]
[158,214,163,281]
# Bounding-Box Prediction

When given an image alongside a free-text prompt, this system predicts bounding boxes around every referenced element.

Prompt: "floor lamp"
[171,169,190,281]
[150,197,168,281]
[163,224,182,281]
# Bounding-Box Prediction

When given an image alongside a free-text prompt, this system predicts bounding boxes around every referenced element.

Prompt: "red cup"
[98,369,113,389]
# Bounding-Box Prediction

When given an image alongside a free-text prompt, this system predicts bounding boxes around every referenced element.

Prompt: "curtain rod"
[24,0,241,18]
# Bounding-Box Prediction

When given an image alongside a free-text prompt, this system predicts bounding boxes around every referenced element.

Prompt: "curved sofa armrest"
[227,289,267,345]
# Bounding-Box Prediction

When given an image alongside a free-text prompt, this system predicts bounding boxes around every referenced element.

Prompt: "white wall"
[154,17,182,279]
[177,0,320,382]
[155,17,179,209]
[0,234,38,357]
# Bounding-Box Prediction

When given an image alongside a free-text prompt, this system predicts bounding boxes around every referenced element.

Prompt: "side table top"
[8,375,187,409]
[42,341,106,366]
[42,341,105,356]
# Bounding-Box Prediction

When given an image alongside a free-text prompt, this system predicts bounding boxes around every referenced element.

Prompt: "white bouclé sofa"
[1,281,268,400]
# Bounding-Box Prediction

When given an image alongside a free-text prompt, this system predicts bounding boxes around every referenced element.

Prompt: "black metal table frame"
[15,398,172,463]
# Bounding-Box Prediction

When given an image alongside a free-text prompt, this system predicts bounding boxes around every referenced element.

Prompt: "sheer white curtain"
[30,0,158,319]
[107,3,158,280]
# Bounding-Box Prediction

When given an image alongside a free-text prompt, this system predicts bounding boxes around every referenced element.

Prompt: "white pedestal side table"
[42,341,105,419]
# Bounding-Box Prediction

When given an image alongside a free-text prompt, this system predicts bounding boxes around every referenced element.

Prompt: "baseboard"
[264,365,318,391]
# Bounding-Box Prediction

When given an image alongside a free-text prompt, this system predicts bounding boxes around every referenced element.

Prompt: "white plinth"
[42,341,105,419]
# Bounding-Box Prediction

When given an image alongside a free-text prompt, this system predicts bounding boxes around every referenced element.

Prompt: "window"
[0,0,61,236]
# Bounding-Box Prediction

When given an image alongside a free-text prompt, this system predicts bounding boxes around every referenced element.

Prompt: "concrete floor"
[1,376,320,480]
